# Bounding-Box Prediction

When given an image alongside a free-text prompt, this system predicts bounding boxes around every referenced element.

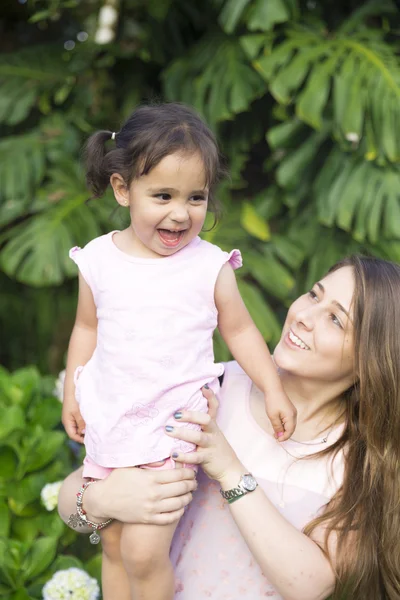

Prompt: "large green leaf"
[0,406,26,441]
[22,536,57,581]
[163,35,265,126]
[238,280,281,343]
[254,26,400,161]
[0,160,104,286]
[314,149,400,242]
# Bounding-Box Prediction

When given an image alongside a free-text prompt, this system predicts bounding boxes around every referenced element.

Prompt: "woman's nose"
[294,306,314,330]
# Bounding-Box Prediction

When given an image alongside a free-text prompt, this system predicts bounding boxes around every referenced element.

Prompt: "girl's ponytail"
[84,130,115,198]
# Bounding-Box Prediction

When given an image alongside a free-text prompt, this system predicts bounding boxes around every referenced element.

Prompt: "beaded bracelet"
[67,479,113,544]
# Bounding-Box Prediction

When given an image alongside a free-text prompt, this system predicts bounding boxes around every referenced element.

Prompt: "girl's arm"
[62,273,98,442]
[215,263,296,439]
[167,390,337,600]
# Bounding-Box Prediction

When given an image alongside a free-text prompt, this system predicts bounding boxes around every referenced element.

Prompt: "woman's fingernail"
[172,452,179,459]
[278,432,284,438]
[174,411,182,419]
[204,383,210,389]
[165,425,174,432]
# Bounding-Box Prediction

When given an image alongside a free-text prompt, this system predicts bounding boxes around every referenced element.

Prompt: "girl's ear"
[110,173,130,207]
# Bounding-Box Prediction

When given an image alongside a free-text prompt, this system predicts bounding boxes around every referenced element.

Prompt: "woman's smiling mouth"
[287,329,310,350]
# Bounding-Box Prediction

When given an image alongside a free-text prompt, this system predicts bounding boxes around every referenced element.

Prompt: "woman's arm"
[167,389,336,600]
[215,264,296,439]
[62,273,98,442]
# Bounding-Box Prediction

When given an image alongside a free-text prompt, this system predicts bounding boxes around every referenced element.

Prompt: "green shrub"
[0,366,101,599]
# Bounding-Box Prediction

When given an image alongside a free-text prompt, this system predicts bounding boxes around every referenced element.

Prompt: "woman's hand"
[165,386,243,483]
[98,467,197,525]
[59,466,197,530]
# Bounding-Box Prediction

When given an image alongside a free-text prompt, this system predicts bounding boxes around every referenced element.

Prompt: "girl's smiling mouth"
[157,229,186,247]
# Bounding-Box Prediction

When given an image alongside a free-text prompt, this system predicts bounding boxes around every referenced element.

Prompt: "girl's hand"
[165,386,243,483]
[61,397,86,443]
[265,389,297,441]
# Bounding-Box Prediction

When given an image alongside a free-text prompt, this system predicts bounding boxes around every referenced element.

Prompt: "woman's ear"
[110,173,130,207]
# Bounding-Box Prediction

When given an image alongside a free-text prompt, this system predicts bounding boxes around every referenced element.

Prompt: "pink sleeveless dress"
[171,361,345,599]
[69,232,241,470]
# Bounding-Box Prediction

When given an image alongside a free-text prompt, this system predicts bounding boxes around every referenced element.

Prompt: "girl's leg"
[120,520,179,600]
[100,521,131,600]
[58,468,131,600]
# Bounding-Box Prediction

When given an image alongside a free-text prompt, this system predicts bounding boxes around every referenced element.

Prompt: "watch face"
[242,474,257,491]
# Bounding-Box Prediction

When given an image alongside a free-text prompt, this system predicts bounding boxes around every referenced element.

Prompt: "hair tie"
[111,132,116,140]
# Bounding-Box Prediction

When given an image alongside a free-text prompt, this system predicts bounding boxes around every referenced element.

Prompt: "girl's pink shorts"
[82,454,197,480]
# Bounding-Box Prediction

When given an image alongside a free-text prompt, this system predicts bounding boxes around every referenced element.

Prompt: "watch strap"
[220,487,247,504]
[220,473,258,504]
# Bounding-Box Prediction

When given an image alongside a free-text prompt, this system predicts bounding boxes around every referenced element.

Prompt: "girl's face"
[273,266,356,390]
[112,152,209,258]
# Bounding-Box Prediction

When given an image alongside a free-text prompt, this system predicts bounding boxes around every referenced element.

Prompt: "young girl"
[62,102,296,600]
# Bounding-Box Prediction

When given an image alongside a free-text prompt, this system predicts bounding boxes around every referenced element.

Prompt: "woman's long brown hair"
[303,255,400,599]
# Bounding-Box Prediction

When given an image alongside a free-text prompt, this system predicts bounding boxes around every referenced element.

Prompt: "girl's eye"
[191,195,206,202]
[330,314,342,329]
[155,193,171,201]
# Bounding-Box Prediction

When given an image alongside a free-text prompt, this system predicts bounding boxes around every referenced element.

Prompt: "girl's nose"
[170,206,189,222]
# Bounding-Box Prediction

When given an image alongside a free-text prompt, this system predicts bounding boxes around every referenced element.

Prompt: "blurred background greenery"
[1,0,400,598]
[2,0,400,373]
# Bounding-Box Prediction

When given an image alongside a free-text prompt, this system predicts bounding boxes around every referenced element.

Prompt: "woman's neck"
[250,371,346,442]
[279,370,346,428]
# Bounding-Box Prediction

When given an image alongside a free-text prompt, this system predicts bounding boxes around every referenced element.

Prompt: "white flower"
[53,369,66,402]
[345,132,360,143]
[41,481,63,511]
[98,5,118,29]
[94,27,115,44]
[43,568,100,600]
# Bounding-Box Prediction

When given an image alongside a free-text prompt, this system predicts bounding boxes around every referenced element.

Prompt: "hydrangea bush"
[0,366,101,599]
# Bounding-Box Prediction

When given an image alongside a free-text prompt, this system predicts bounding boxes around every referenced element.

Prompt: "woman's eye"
[308,290,318,300]
[155,193,171,201]
[330,314,342,328]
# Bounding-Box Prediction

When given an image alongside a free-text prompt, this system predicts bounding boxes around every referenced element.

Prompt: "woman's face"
[274,266,356,389]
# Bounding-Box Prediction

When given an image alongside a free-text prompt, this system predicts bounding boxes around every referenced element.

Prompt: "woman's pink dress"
[171,361,344,599]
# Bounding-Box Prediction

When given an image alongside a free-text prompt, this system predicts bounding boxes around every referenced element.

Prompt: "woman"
[58,255,400,600]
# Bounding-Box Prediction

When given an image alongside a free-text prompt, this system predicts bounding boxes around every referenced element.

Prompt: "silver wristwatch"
[220,473,258,504]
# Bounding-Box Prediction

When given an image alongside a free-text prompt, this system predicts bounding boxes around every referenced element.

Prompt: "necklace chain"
[276,423,337,508]
[287,421,337,446]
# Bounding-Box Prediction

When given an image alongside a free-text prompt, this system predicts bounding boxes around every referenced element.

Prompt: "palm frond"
[0,161,102,286]
[254,27,400,162]
[163,33,265,126]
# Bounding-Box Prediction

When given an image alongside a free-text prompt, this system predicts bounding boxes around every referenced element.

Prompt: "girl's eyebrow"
[315,282,352,321]
[146,187,208,195]
[146,187,177,193]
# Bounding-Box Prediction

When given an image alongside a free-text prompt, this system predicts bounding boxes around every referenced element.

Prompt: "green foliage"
[0,365,100,599]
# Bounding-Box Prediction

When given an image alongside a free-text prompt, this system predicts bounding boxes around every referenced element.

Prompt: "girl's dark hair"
[84,102,225,221]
